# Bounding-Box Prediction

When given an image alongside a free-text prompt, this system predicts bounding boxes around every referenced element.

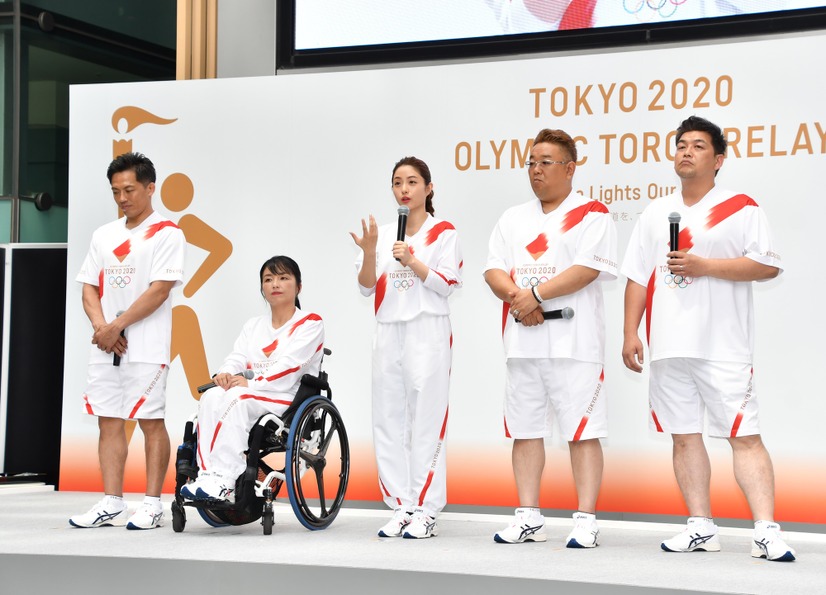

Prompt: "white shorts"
[504,358,607,441]
[82,363,169,420]
[649,358,759,438]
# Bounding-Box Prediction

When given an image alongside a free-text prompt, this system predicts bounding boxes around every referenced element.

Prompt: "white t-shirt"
[355,215,463,323]
[77,211,185,365]
[485,192,617,363]
[621,186,783,363]
[217,309,325,395]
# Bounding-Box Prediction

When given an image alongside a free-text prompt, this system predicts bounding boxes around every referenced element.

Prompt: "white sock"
[143,496,162,510]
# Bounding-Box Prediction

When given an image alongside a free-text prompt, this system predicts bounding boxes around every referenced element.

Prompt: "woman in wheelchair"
[181,255,325,503]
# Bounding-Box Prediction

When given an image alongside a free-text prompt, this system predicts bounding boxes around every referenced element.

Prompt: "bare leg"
[513,438,545,507]
[98,417,127,497]
[672,433,712,518]
[138,418,170,497]
[728,434,775,521]
[568,438,603,513]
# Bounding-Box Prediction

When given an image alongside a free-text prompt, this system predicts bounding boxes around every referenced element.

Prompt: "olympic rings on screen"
[624,0,686,19]
[109,275,132,288]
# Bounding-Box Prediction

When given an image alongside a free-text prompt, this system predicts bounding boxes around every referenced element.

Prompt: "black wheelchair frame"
[172,348,349,534]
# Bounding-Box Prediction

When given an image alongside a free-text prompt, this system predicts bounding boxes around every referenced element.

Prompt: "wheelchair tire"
[172,500,186,533]
[262,502,274,535]
[285,396,350,530]
[196,508,231,528]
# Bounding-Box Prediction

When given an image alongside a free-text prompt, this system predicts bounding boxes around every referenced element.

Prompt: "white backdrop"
[61,32,826,522]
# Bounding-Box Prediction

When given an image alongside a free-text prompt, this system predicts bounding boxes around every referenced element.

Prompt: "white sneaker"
[180,472,210,500]
[69,496,128,528]
[494,508,547,543]
[403,511,438,539]
[566,511,599,548]
[377,508,412,537]
[126,503,164,530]
[752,521,796,561]
[194,472,235,502]
[661,517,721,552]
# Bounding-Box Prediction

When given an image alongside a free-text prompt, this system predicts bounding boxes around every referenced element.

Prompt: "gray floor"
[0,488,824,595]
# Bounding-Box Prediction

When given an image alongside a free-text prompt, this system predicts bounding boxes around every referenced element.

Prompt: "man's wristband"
[531,285,543,304]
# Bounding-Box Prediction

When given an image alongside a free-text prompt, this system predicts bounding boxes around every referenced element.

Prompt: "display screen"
[294,0,825,51]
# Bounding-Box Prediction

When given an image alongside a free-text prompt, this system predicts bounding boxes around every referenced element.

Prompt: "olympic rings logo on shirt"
[109,275,132,288]
[664,273,692,289]
[394,279,415,291]
[521,276,549,288]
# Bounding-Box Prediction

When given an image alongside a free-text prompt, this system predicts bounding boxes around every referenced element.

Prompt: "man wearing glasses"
[484,128,617,547]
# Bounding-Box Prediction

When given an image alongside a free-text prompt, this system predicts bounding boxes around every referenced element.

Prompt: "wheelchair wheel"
[285,396,349,530]
[172,500,186,533]
[262,501,274,535]
[196,508,231,528]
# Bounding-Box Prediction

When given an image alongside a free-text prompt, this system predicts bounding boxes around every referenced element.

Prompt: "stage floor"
[1,489,823,595]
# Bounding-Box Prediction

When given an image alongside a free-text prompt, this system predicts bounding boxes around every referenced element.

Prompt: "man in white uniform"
[622,116,795,561]
[70,152,185,530]
[485,128,617,547]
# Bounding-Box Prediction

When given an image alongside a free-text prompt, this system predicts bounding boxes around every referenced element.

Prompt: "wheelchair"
[171,348,349,535]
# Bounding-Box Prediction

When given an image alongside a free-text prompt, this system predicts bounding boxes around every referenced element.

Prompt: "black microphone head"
[397,205,410,216]
[668,212,681,224]
[243,369,254,380]
[561,306,575,319]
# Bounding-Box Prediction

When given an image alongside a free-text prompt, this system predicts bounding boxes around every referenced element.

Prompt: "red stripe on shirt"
[418,407,449,506]
[705,194,758,230]
[143,219,180,240]
[83,394,94,415]
[431,269,459,286]
[264,365,301,383]
[374,272,388,315]
[560,0,596,30]
[674,227,695,252]
[98,270,104,299]
[424,221,455,246]
[560,201,609,233]
[645,269,657,344]
[504,415,511,438]
[288,313,322,336]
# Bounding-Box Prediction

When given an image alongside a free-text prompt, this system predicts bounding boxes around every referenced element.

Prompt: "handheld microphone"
[668,212,681,253]
[543,307,575,320]
[113,310,125,366]
[395,205,410,261]
[197,369,255,393]
[514,307,575,322]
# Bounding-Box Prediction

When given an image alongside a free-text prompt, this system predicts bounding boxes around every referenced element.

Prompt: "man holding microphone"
[622,116,795,561]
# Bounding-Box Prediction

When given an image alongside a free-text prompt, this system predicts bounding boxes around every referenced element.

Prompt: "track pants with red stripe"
[372,314,452,518]
[196,386,293,480]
